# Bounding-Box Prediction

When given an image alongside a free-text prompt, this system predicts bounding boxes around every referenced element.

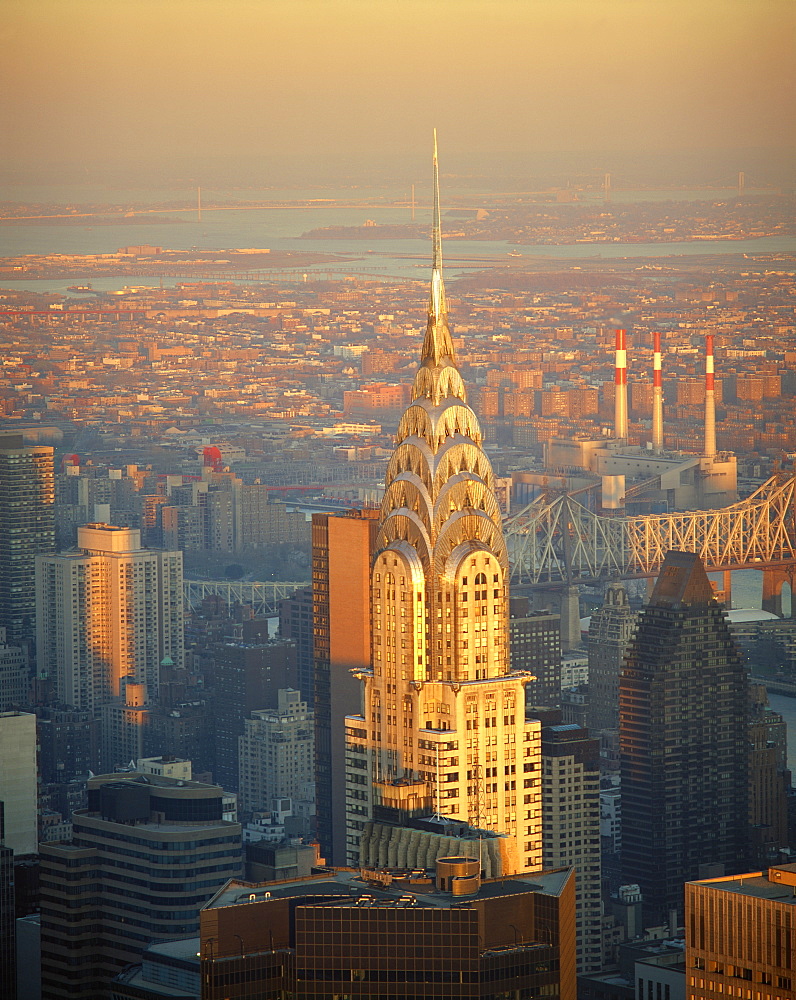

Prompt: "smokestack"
[652,331,663,452]
[614,328,628,441]
[704,333,716,458]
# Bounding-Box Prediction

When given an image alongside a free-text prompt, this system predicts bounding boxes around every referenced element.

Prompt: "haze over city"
[3,0,795,189]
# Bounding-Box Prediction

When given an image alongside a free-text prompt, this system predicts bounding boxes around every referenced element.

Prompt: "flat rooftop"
[207,866,572,912]
[689,864,796,904]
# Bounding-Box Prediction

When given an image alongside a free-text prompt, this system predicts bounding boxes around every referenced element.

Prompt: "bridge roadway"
[505,472,796,615]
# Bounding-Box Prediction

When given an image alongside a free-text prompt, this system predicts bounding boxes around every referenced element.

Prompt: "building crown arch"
[381,478,433,533]
[376,511,433,568]
[434,510,508,578]
[397,399,483,453]
[411,362,468,406]
[432,441,496,494]
[434,476,503,535]
[385,441,434,492]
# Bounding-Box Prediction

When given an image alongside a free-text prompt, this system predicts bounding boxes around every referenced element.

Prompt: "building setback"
[213,639,298,793]
[238,688,314,815]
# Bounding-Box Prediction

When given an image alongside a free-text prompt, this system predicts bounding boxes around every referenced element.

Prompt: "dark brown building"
[312,509,379,866]
[200,859,576,1000]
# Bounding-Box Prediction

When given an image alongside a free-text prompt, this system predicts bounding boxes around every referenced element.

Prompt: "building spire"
[422,129,456,368]
[432,128,443,276]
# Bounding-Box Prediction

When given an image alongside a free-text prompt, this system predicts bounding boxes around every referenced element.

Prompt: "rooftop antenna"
[738,171,745,197]
[197,186,202,223]
[604,172,611,203]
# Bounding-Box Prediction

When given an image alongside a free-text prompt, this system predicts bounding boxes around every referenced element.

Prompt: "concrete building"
[0,434,55,647]
[36,524,184,715]
[509,598,562,709]
[685,863,796,1000]
[0,626,28,711]
[0,711,37,857]
[213,639,298,793]
[278,583,314,706]
[586,584,638,734]
[312,508,379,866]
[620,551,749,925]
[747,684,790,867]
[344,148,543,875]
[39,772,242,1000]
[238,688,314,815]
[542,719,603,974]
[136,754,192,780]
[0,842,14,999]
[200,861,577,1000]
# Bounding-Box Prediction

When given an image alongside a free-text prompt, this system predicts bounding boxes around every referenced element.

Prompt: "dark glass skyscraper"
[0,433,55,647]
[620,550,749,926]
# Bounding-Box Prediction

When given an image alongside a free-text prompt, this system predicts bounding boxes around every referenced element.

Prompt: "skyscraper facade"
[0,433,55,647]
[39,771,242,1000]
[36,523,184,714]
[686,864,796,1000]
[312,508,380,865]
[509,598,562,709]
[238,688,314,814]
[586,582,637,734]
[213,638,298,792]
[541,719,602,974]
[344,138,542,874]
[200,862,577,1000]
[620,550,749,925]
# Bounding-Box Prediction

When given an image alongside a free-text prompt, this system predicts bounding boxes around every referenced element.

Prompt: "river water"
[2,187,794,288]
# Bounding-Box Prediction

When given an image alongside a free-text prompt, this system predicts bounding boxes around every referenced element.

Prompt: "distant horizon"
[1,145,794,199]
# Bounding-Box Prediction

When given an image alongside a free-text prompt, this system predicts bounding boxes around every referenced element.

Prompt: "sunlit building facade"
[344,138,542,873]
[36,523,184,715]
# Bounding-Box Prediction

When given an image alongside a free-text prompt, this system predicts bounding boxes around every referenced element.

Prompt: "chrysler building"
[345,136,542,873]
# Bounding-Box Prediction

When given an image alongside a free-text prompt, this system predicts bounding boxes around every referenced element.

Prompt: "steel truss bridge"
[184,580,310,617]
[505,473,796,587]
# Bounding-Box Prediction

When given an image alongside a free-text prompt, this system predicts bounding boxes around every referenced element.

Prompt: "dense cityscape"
[1,153,795,999]
[3,0,796,995]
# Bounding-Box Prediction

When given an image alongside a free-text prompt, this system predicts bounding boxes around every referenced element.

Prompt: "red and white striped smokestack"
[704,332,716,458]
[614,328,628,441]
[652,331,663,452]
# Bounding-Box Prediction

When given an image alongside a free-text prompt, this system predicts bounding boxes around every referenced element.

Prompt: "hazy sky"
[3,0,794,187]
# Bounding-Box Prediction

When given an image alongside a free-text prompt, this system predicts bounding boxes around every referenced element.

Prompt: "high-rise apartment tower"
[344,136,542,873]
[36,523,184,714]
